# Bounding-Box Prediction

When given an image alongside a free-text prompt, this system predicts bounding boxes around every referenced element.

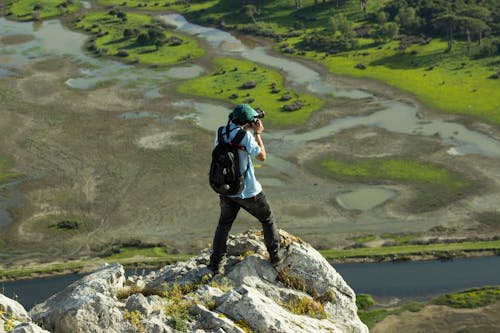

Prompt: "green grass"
[381,232,422,245]
[7,0,80,21]
[319,157,471,210]
[320,239,500,260]
[299,39,500,125]
[350,235,376,243]
[433,286,500,309]
[0,261,87,280]
[105,246,169,260]
[0,158,16,183]
[166,0,499,126]
[321,158,468,187]
[75,11,204,66]
[177,57,324,126]
[358,300,425,329]
[0,246,192,280]
[97,0,218,12]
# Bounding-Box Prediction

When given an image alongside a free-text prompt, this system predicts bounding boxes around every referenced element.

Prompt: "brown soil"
[372,302,500,333]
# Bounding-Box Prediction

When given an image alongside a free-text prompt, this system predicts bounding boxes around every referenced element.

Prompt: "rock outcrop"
[23,230,368,333]
[0,294,49,333]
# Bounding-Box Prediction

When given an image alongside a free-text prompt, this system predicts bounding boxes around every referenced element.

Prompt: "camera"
[253,108,265,123]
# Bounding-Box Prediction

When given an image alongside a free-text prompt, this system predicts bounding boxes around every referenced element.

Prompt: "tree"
[459,6,492,46]
[147,26,167,50]
[396,6,420,33]
[376,22,399,42]
[331,13,354,37]
[243,4,258,23]
[360,0,368,12]
[377,11,388,25]
[433,14,460,52]
[459,16,489,55]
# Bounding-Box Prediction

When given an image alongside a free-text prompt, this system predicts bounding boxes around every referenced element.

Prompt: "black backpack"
[209,127,247,195]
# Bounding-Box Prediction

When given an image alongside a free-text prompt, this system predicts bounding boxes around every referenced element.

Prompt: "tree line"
[233,0,500,56]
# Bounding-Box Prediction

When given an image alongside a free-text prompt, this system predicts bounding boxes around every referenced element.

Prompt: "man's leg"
[209,195,240,272]
[238,192,280,260]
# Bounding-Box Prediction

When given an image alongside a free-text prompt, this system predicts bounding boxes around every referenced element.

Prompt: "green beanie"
[229,104,257,124]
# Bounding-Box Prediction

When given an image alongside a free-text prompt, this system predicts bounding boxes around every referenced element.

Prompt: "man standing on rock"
[208,104,282,274]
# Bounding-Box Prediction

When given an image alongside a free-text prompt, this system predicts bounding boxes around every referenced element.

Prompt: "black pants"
[210,192,280,266]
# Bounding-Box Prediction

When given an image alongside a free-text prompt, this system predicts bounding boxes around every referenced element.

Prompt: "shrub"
[356,294,376,310]
[283,295,327,319]
[282,99,304,112]
[433,287,500,308]
[241,81,257,89]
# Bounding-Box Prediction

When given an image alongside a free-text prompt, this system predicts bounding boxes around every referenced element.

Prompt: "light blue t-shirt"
[215,122,262,199]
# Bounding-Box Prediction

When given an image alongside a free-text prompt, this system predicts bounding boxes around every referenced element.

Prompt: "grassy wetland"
[0,0,499,297]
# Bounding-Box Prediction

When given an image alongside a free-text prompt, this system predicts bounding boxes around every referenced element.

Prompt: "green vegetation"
[319,157,471,210]
[0,247,191,281]
[171,0,499,125]
[381,232,422,244]
[358,300,425,329]
[350,235,376,243]
[177,57,323,126]
[356,294,376,311]
[97,0,218,12]
[6,0,80,21]
[320,239,500,260]
[75,11,204,66]
[163,284,192,331]
[105,245,169,260]
[303,40,500,124]
[234,319,254,333]
[0,261,87,281]
[283,295,327,319]
[0,158,16,183]
[123,310,144,331]
[1,309,17,331]
[433,286,500,308]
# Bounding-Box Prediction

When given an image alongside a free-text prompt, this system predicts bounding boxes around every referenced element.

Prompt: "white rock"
[217,286,337,333]
[29,263,131,333]
[10,323,50,333]
[0,293,29,321]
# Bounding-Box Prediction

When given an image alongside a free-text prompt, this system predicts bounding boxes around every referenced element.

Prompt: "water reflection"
[0,18,205,93]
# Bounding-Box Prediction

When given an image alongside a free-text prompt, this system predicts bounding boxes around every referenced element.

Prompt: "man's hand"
[252,120,266,161]
[252,119,264,134]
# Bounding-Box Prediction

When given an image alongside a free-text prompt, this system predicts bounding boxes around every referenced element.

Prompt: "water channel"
[2,256,499,310]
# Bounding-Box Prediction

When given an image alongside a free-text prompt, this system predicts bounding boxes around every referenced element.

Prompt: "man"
[208,104,282,274]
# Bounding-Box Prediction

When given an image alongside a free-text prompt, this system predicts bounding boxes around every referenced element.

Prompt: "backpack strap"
[217,127,224,144]
[231,130,247,151]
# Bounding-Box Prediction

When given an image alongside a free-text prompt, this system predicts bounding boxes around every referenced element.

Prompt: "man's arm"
[253,120,266,161]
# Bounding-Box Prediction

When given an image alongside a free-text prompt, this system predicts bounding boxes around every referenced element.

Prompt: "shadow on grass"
[369,51,448,70]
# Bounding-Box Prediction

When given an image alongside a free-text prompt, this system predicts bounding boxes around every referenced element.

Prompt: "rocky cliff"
[3,230,368,333]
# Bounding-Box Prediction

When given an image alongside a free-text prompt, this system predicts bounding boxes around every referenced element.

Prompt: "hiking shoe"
[269,246,291,267]
[208,256,226,275]
[269,251,285,267]
[208,261,221,275]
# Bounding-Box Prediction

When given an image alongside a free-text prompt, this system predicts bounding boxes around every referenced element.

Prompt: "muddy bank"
[372,301,500,333]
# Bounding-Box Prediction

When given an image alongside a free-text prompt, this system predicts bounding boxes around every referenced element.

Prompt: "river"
[2,256,499,310]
